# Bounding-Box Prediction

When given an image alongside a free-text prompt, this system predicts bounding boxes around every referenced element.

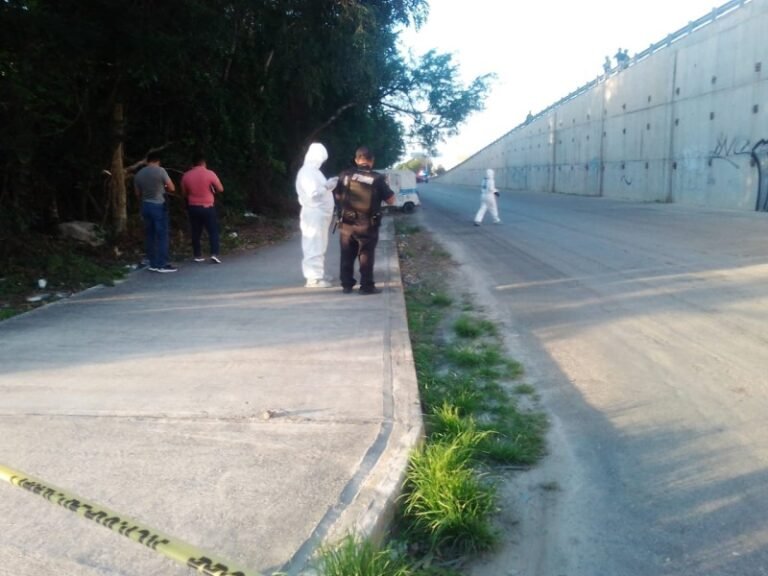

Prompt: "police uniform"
[333,165,394,293]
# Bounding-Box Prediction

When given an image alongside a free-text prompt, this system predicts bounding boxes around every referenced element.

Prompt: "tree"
[0,0,491,261]
[382,50,495,156]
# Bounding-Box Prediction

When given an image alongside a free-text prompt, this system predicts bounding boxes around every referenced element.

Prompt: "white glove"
[325,177,339,190]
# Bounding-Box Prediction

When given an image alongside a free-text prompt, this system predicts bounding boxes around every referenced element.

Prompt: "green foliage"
[445,343,503,369]
[0,0,491,263]
[391,224,549,565]
[453,314,497,339]
[419,373,484,418]
[394,221,422,235]
[0,309,19,321]
[430,292,452,307]
[317,535,413,576]
[477,409,548,466]
[401,434,497,555]
[391,50,496,155]
[514,383,537,395]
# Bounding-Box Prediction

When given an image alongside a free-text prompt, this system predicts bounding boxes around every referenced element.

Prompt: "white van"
[381,169,421,213]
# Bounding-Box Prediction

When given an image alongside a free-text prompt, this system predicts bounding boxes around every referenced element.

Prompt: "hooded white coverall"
[474,168,500,224]
[296,143,337,283]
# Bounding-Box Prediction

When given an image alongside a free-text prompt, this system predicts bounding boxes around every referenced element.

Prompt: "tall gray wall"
[440,0,768,211]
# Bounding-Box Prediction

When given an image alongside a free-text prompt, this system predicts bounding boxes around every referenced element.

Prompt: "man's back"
[135,165,169,204]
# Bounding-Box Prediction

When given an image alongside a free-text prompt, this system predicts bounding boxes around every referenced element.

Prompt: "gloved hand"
[494,192,500,197]
[325,177,339,191]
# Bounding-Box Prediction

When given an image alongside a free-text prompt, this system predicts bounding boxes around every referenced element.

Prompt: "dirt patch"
[395,220,452,292]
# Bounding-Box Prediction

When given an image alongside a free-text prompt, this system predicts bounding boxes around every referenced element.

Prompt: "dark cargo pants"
[339,220,380,291]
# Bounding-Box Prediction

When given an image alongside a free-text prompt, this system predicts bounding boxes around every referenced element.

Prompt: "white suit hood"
[482,169,497,194]
[303,143,328,170]
[296,143,334,211]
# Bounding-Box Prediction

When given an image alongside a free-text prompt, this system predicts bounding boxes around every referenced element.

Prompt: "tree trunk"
[110,102,127,235]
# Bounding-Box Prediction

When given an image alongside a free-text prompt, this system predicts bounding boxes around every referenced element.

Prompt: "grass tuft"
[453,314,497,339]
[317,535,412,576]
[513,383,536,395]
[431,292,453,307]
[401,434,497,555]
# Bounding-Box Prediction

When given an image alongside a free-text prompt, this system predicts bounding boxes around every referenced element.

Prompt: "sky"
[399,0,730,170]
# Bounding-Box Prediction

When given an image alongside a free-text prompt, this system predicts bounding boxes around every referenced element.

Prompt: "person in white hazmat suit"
[474,168,501,225]
[296,143,338,287]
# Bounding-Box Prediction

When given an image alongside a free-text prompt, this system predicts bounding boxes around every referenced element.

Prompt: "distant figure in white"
[474,168,501,225]
[296,143,338,287]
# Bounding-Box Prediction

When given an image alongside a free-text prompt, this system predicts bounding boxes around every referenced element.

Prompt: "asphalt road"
[417,182,768,576]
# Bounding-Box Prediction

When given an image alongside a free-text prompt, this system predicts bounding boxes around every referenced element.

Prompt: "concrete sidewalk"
[0,218,422,576]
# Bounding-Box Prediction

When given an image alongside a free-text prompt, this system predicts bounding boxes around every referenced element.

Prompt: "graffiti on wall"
[709,134,752,168]
[703,134,768,212]
[753,140,768,212]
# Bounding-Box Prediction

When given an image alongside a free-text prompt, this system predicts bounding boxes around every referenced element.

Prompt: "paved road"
[0,221,421,576]
[418,183,768,576]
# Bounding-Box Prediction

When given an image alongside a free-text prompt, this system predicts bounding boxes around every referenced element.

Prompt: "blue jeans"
[142,201,169,268]
[187,204,220,257]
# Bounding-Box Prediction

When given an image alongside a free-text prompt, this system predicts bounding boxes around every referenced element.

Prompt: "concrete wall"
[441,0,768,211]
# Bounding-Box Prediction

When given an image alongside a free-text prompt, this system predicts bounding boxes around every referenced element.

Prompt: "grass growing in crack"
[513,383,537,396]
[317,535,413,576]
[401,431,497,555]
[421,374,486,417]
[428,403,480,440]
[431,292,453,307]
[453,315,497,339]
[397,220,547,557]
[318,217,549,574]
[477,409,548,466]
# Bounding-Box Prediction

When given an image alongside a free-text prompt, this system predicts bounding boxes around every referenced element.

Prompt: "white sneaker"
[210,255,222,264]
[305,279,332,288]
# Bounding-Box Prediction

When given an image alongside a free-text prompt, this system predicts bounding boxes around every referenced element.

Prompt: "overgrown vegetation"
[0,0,493,271]
[318,535,413,576]
[315,216,548,574]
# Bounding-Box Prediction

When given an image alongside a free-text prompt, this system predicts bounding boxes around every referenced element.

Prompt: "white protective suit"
[474,168,500,225]
[296,143,337,285]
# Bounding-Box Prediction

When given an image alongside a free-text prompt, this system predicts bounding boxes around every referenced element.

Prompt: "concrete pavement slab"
[0,218,422,575]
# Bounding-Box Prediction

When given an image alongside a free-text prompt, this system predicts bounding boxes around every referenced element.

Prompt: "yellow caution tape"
[0,463,261,576]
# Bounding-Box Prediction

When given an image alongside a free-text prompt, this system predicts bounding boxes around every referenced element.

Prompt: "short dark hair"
[146,151,161,163]
[192,152,206,166]
[355,146,374,164]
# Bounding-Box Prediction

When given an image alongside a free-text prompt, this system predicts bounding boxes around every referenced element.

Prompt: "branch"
[124,142,176,174]
[259,49,274,94]
[303,102,357,145]
[380,100,426,117]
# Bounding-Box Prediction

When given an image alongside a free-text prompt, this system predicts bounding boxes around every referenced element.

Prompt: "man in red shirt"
[181,154,224,263]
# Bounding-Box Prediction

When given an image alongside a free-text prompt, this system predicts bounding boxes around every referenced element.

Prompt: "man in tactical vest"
[333,146,395,294]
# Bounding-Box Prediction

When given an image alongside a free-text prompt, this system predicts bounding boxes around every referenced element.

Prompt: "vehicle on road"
[381,169,421,213]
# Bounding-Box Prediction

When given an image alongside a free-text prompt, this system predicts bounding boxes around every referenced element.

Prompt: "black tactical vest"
[342,170,376,216]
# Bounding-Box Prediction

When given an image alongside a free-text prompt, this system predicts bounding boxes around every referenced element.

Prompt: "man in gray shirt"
[134,151,177,272]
